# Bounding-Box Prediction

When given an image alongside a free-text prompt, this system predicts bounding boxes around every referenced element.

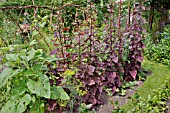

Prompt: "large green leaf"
[15,94,31,112]
[0,68,19,88]
[6,54,18,61]
[30,40,38,46]
[11,79,27,95]
[51,86,70,100]
[0,94,31,113]
[27,74,50,98]
[20,49,37,61]
[33,63,43,71]
[0,98,16,113]
[24,69,34,77]
[27,49,36,61]
[44,55,58,62]
[29,98,45,113]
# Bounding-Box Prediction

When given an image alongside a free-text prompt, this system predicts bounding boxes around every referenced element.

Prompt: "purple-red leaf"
[50,49,58,55]
[48,99,57,111]
[89,79,95,86]
[112,56,118,63]
[89,96,97,104]
[98,86,103,93]
[107,72,116,83]
[111,86,116,93]
[137,56,143,62]
[88,65,95,73]
[90,85,97,95]
[84,78,95,86]
[129,70,137,79]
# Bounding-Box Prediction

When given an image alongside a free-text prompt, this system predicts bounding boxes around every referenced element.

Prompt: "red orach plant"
[49,0,146,112]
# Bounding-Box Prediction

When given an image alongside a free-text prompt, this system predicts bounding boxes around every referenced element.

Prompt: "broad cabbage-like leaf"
[11,79,27,95]
[15,94,31,112]
[0,94,31,113]
[0,68,19,88]
[51,86,70,100]
[27,74,50,98]
[6,54,18,61]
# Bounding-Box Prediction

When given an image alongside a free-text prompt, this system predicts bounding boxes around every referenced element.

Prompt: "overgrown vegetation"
[145,25,170,67]
[0,43,70,113]
[0,0,170,112]
[113,77,170,113]
[131,78,170,113]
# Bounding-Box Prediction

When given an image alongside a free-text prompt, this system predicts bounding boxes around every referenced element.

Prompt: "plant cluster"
[112,77,170,113]
[49,0,146,111]
[131,77,170,113]
[144,25,170,67]
[0,42,70,113]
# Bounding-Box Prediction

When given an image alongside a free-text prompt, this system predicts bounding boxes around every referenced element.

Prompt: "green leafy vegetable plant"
[0,43,70,113]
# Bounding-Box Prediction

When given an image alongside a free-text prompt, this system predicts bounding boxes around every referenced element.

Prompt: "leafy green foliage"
[130,78,170,113]
[0,94,31,113]
[0,0,148,112]
[0,68,16,88]
[27,74,50,98]
[117,81,137,96]
[112,101,125,113]
[112,78,170,113]
[144,25,170,67]
[78,103,96,113]
[51,86,70,100]
[0,44,70,113]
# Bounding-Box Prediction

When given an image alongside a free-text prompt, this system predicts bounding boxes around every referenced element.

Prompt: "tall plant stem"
[109,10,113,52]
[31,0,37,19]
[117,0,123,57]
[117,0,122,36]
[127,1,131,26]
[78,35,81,65]
[89,2,93,55]
[57,22,66,68]
[78,23,81,65]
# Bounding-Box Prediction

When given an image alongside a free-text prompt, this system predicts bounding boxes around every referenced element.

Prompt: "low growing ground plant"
[112,77,170,113]
[131,78,170,113]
